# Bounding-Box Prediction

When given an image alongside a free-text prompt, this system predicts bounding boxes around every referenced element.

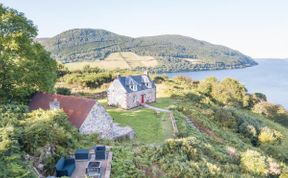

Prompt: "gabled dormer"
[142,75,152,88]
[128,78,137,91]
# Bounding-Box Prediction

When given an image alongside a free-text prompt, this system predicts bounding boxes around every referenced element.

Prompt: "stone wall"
[79,102,114,138]
[126,88,156,109]
[79,102,135,140]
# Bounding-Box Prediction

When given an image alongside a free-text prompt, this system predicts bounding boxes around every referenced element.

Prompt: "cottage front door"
[141,95,145,104]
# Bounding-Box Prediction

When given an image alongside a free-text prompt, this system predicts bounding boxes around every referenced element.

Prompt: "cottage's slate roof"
[117,75,156,93]
[29,93,96,128]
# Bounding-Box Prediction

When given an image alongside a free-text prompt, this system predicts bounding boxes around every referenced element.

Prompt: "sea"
[167,59,288,109]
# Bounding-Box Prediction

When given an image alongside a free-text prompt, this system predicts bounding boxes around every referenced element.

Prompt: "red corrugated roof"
[29,93,96,128]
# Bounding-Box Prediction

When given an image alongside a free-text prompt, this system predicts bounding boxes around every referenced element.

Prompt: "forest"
[38,28,258,72]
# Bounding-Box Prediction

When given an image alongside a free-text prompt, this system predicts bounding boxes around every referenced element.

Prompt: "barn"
[29,93,134,139]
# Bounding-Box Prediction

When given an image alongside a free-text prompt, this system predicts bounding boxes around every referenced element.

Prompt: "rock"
[37,163,44,171]
[112,123,135,140]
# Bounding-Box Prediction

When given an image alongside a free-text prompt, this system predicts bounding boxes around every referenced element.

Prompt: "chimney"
[49,98,60,110]
[116,73,121,79]
[143,70,149,76]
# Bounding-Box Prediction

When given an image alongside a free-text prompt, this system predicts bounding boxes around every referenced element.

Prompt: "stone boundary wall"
[169,112,179,135]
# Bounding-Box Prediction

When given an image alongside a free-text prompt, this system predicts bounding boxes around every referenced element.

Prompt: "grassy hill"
[38,28,257,72]
[65,52,158,71]
[109,76,288,177]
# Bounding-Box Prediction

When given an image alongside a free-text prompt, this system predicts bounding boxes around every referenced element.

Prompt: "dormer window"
[143,76,152,88]
[129,81,137,91]
[145,82,151,88]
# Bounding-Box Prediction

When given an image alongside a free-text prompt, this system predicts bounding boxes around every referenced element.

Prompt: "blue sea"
[167,59,288,109]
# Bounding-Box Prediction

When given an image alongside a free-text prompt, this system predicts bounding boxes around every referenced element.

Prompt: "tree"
[0,4,57,102]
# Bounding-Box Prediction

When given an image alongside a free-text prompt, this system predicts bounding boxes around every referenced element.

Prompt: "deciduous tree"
[0,4,57,102]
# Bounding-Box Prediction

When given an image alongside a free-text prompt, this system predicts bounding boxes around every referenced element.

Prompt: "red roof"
[29,93,96,128]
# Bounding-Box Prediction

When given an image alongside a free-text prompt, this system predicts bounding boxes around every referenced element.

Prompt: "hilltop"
[38,29,257,72]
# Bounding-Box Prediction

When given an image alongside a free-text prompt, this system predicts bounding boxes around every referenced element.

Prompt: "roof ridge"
[38,92,96,102]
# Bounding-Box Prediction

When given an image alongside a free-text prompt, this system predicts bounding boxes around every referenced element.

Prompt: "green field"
[99,99,173,143]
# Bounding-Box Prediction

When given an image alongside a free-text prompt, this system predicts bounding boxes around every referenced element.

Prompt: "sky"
[1,0,288,58]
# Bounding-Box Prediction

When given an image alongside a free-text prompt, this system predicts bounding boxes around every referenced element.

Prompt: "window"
[129,81,137,91]
[145,82,151,88]
[143,76,151,88]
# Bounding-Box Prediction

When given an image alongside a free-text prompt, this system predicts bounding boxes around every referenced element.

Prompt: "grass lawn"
[99,99,174,144]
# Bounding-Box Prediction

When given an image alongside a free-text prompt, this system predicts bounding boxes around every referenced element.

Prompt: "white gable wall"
[107,80,128,109]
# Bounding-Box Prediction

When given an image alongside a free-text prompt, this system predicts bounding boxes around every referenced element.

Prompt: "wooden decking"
[71,151,112,178]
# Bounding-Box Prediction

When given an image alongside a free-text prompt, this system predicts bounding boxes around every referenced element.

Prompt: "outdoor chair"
[75,149,89,160]
[95,146,106,160]
[55,157,76,177]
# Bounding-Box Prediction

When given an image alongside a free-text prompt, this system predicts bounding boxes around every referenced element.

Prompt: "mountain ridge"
[38,28,257,72]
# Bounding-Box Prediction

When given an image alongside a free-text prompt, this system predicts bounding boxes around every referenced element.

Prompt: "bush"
[173,76,195,89]
[153,75,167,84]
[197,77,251,108]
[56,87,71,95]
[253,102,288,128]
[80,72,112,88]
[240,150,268,176]
[0,127,34,178]
[240,150,283,177]
[239,122,258,145]
[0,104,28,127]
[258,127,283,145]
[61,72,113,88]
[21,109,78,154]
[214,108,237,128]
[253,102,280,117]
[251,93,267,105]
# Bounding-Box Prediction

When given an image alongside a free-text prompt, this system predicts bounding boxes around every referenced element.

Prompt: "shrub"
[0,127,34,177]
[280,169,288,178]
[240,150,268,176]
[0,104,28,127]
[56,87,71,95]
[60,70,113,89]
[153,75,167,84]
[253,102,285,118]
[22,109,78,154]
[197,77,252,108]
[226,146,240,162]
[267,159,281,176]
[251,93,267,105]
[173,76,195,89]
[197,77,217,96]
[239,122,258,140]
[214,108,237,128]
[258,127,283,145]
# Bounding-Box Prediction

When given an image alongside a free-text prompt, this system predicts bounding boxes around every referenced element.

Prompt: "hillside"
[38,29,257,72]
[64,52,158,71]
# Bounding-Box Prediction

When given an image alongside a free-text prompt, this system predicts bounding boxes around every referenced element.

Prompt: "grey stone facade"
[126,88,156,109]
[79,102,135,140]
[107,74,156,109]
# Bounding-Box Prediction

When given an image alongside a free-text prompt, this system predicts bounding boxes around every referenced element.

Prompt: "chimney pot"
[49,98,60,110]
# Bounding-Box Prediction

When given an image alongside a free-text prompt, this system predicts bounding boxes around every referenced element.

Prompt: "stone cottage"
[107,72,156,109]
[29,93,134,140]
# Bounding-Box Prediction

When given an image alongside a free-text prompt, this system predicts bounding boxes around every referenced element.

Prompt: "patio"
[54,146,112,178]
[71,151,112,178]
